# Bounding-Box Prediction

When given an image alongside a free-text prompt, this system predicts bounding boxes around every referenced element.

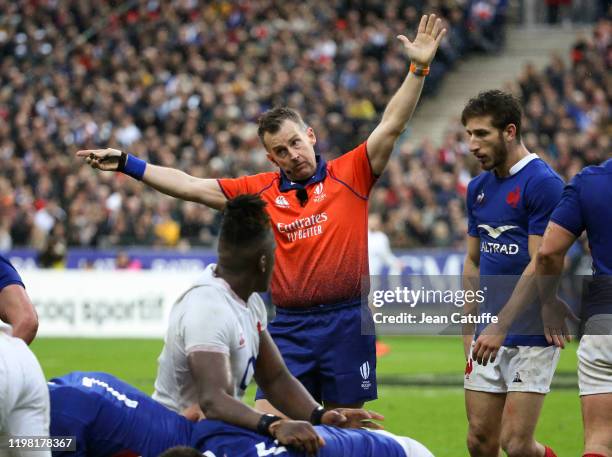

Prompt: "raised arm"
[76,148,227,210]
[366,14,446,175]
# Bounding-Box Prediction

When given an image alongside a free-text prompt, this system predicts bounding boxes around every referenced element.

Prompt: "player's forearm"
[535,251,565,305]
[143,164,225,210]
[368,73,426,174]
[462,257,480,348]
[380,72,426,135]
[258,370,319,421]
[198,391,262,431]
[495,259,539,331]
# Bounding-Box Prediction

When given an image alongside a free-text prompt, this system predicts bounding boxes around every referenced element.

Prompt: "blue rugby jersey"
[49,372,191,457]
[550,158,612,318]
[191,420,407,457]
[0,253,24,291]
[466,154,564,345]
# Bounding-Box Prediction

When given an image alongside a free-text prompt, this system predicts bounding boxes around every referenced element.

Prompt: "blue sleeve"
[549,177,585,237]
[466,182,478,237]
[526,176,564,236]
[0,255,24,291]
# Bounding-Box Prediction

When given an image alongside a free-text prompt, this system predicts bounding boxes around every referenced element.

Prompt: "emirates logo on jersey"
[506,186,521,208]
[313,182,326,203]
[274,195,290,208]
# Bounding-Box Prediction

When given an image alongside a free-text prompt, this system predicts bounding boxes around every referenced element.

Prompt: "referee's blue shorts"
[255,300,377,404]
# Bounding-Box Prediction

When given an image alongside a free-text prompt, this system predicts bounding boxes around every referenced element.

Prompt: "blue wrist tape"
[122,154,147,180]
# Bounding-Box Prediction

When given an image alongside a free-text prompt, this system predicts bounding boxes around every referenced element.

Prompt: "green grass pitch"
[32,336,582,456]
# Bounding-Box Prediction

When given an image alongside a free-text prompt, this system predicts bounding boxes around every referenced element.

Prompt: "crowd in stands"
[0,0,607,261]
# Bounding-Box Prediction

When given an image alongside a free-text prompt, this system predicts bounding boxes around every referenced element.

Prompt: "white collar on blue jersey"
[509,153,539,176]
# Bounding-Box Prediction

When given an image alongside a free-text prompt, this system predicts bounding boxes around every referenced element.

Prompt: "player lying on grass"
[536,158,612,457]
[151,194,383,454]
[48,371,434,457]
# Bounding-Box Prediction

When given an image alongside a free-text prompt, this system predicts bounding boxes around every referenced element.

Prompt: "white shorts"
[372,430,434,457]
[464,342,560,394]
[578,314,612,396]
[0,332,50,457]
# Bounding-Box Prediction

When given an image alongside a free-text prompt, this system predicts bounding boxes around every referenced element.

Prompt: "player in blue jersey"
[536,158,612,457]
[49,371,433,457]
[0,253,38,344]
[48,371,192,457]
[460,90,563,457]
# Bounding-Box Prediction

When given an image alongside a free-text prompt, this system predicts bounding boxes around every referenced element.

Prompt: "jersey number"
[255,441,288,456]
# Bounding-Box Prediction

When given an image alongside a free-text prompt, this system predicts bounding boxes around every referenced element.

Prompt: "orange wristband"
[410,63,430,76]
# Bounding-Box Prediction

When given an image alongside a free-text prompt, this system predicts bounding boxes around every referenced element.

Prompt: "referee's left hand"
[397,14,447,67]
[322,408,385,430]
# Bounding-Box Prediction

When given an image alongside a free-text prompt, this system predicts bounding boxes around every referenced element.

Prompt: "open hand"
[397,14,447,67]
[542,297,579,348]
[270,420,324,456]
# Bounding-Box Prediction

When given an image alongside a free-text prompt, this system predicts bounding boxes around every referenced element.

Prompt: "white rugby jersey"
[152,264,267,413]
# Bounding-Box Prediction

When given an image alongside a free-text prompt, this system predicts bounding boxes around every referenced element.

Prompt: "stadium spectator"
[0,0,508,253]
[80,14,447,414]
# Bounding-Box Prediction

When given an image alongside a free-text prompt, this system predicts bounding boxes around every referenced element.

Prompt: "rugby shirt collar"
[279,155,327,192]
[509,153,538,176]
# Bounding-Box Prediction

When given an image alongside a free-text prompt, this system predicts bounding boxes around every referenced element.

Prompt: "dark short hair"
[257,107,307,143]
[461,90,523,139]
[158,446,202,457]
[220,194,271,249]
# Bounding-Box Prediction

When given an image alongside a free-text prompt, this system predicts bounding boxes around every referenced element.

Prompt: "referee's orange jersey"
[218,142,377,308]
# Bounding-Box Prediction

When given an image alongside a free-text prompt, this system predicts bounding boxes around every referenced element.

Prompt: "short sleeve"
[466,181,479,237]
[550,176,585,237]
[181,287,234,355]
[0,255,24,291]
[526,176,564,236]
[217,173,278,199]
[327,142,377,197]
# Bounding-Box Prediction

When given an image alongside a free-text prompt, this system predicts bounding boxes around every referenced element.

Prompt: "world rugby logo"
[360,361,371,389]
[313,182,326,202]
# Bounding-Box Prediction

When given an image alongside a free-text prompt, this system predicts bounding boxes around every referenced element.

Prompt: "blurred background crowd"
[0,0,608,264]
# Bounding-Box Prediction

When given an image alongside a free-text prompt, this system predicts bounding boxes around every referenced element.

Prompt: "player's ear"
[266,152,278,167]
[305,126,317,146]
[259,254,267,273]
[504,124,517,142]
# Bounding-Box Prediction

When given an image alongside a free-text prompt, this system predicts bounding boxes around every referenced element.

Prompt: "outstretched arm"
[367,14,446,175]
[76,148,227,210]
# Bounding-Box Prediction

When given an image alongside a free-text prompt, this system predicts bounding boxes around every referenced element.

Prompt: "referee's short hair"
[258,107,307,143]
[461,90,523,140]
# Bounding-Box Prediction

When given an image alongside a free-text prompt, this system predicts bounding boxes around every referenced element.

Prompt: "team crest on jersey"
[360,361,371,390]
[506,186,521,208]
[313,182,326,203]
[274,195,290,208]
